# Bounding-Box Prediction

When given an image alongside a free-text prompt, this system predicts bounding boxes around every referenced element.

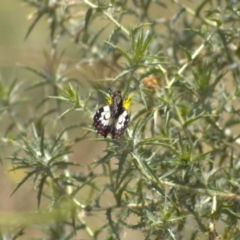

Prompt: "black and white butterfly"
[93,89,130,139]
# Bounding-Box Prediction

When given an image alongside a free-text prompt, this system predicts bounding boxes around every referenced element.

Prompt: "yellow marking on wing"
[123,95,131,109]
[106,95,112,105]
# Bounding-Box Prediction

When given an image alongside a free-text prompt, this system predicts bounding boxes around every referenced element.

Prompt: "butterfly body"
[93,89,130,139]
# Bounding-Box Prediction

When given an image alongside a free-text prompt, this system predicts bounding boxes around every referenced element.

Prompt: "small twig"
[83,0,130,36]
[159,179,240,201]
[169,30,215,87]
[172,0,217,27]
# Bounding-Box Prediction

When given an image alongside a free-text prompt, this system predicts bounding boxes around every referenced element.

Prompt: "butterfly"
[93,89,131,139]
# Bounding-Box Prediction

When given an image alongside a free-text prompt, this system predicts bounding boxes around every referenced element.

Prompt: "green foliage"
[2,0,240,239]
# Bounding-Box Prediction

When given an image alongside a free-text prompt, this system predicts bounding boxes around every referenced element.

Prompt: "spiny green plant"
[1,0,240,239]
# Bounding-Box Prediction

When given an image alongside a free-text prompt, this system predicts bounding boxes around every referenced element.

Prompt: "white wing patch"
[98,106,112,126]
[115,110,128,130]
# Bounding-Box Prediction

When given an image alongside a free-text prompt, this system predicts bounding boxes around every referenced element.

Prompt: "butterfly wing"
[93,105,113,138]
[111,110,129,139]
[93,106,129,139]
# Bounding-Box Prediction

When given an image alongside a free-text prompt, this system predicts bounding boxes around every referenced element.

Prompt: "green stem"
[83,0,130,36]
[158,63,185,125]
[172,0,217,27]
[169,31,214,87]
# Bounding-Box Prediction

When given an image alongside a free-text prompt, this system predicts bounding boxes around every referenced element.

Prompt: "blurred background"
[0,2,107,238]
[0,0,87,215]
[0,1,41,212]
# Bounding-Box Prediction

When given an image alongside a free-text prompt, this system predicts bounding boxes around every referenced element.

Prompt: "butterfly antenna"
[108,88,113,96]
